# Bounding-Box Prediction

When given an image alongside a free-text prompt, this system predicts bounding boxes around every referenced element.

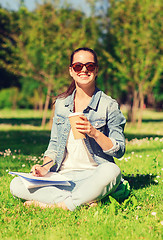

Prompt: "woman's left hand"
[75,116,97,138]
[76,115,114,151]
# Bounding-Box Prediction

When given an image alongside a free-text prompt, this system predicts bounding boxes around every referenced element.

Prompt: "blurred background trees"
[103,0,163,126]
[0,0,162,127]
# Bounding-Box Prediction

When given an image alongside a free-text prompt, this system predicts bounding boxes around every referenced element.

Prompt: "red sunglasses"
[71,62,97,72]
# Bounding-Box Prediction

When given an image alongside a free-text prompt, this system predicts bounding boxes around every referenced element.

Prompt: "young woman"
[10,47,127,211]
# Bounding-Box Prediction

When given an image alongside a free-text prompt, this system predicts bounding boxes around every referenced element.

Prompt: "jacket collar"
[64,89,76,112]
[65,87,101,112]
[88,87,101,110]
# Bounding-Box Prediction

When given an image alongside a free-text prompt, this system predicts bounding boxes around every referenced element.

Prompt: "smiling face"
[69,50,98,89]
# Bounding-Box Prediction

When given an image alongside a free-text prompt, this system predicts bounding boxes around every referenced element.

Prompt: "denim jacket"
[44,87,126,171]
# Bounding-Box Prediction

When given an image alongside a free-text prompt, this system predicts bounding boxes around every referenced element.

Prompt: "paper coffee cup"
[68,112,86,139]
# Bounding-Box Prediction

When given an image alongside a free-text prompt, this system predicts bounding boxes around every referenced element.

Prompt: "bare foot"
[89,202,98,207]
[24,200,68,210]
[85,200,98,208]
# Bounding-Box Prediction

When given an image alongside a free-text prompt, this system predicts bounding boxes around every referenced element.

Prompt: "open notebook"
[9,171,71,189]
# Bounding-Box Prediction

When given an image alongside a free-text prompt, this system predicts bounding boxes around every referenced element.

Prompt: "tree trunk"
[137,84,144,128]
[38,87,43,111]
[39,99,43,111]
[41,84,52,127]
[127,92,133,122]
[131,89,139,123]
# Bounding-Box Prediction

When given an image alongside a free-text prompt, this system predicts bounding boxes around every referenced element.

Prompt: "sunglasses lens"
[72,62,96,72]
[86,63,96,72]
[73,64,83,72]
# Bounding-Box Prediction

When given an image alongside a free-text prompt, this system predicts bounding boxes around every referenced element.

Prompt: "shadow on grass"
[142,119,163,123]
[124,174,157,190]
[0,118,50,126]
[0,130,50,155]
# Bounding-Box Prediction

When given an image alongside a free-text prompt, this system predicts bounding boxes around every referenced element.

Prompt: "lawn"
[0,108,163,240]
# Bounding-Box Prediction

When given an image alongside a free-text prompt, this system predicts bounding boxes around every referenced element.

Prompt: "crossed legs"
[10,162,121,211]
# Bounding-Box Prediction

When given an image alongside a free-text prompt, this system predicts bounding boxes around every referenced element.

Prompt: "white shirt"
[59,129,119,174]
[59,129,98,173]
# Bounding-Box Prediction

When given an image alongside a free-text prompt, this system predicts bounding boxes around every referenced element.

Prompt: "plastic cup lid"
[68,112,84,117]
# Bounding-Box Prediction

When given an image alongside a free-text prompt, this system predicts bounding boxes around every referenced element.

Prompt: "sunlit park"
[0,0,163,239]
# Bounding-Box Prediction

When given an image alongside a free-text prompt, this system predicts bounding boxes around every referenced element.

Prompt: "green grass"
[0,109,163,240]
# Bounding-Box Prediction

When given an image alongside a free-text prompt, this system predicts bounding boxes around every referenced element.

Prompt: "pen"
[30,159,53,173]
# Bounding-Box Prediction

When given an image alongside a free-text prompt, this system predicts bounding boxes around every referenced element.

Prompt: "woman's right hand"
[30,164,48,177]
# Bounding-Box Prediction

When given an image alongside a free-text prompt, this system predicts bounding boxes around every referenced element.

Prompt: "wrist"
[93,129,100,140]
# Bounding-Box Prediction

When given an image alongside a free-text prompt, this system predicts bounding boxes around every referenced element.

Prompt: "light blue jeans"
[10,162,121,211]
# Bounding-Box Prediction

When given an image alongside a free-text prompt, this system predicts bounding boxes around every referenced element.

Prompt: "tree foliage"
[0,3,99,125]
[0,7,20,89]
[0,0,162,127]
[103,0,163,125]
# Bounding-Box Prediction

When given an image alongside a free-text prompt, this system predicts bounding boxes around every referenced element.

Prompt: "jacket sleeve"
[105,100,126,159]
[43,101,58,163]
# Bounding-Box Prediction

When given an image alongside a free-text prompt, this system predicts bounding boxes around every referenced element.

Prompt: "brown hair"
[57,47,98,99]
